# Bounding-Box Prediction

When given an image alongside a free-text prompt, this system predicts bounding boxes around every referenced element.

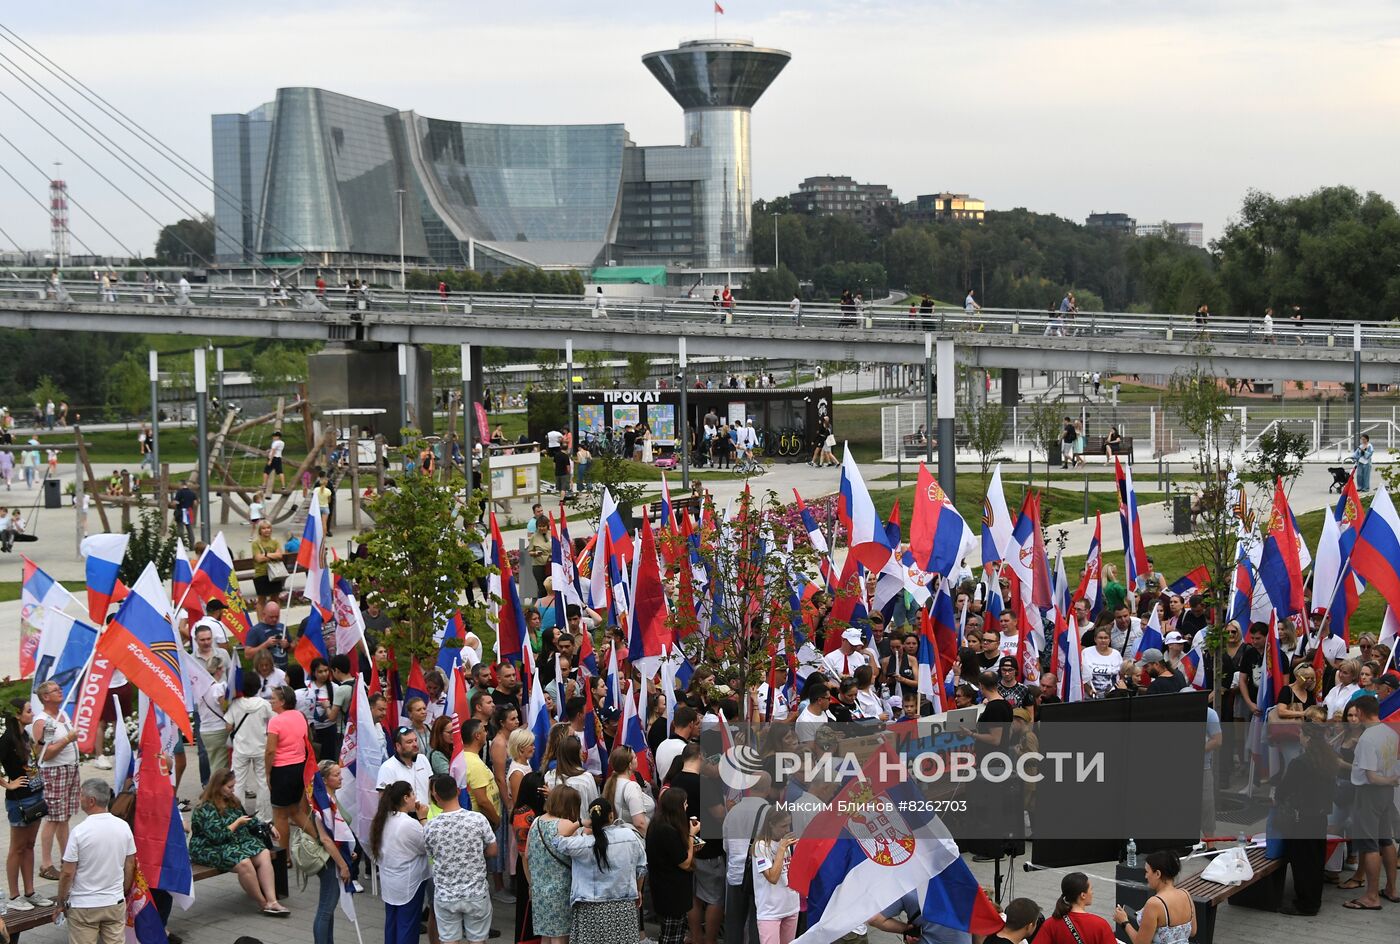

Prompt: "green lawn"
[0,581,17,603]
[867,474,1164,531]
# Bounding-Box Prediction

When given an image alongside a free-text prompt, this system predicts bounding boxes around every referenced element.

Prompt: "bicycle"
[732,451,768,477]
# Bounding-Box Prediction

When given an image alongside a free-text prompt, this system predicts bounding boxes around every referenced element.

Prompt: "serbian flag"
[838,444,894,572]
[659,473,675,531]
[550,517,579,622]
[404,657,430,708]
[1258,479,1305,619]
[616,679,652,782]
[133,708,194,899]
[1113,456,1149,590]
[294,606,331,674]
[1052,613,1084,703]
[793,489,830,553]
[982,463,1014,566]
[599,488,635,564]
[189,532,253,644]
[437,611,467,676]
[910,463,974,578]
[1321,475,1366,642]
[171,538,203,626]
[1258,616,1290,724]
[489,512,527,664]
[627,515,671,678]
[1350,483,1400,618]
[99,563,192,741]
[1379,688,1400,722]
[789,746,1002,944]
[81,532,130,623]
[1167,565,1210,600]
[126,869,171,944]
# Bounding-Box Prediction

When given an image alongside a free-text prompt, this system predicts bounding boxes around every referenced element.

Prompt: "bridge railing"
[3,276,1396,352]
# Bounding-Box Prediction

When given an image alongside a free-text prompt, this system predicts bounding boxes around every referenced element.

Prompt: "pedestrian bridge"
[1,279,1397,383]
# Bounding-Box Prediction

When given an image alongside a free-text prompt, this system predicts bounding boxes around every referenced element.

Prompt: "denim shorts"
[435,894,493,943]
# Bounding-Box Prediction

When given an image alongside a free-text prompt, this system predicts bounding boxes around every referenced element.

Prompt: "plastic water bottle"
[1237,831,1248,848]
[1125,838,1137,868]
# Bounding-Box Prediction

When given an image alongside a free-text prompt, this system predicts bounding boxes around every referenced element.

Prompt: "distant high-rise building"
[790,175,896,225]
[904,192,986,224]
[1086,212,1137,235]
[1136,221,1204,248]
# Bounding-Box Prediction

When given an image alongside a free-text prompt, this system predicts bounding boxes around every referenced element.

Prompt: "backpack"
[289,819,330,883]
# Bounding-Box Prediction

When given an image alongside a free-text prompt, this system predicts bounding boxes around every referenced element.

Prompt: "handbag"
[265,560,290,581]
[16,794,48,825]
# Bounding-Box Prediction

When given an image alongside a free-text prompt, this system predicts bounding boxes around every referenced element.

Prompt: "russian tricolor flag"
[189,532,253,644]
[1114,456,1148,589]
[99,563,192,740]
[1135,605,1165,659]
[793,489,829,554]
[133,707,194,898]
[910,463,973,578]
[80,532,129,624]
[837,445,893,573]
[294,606,331,673]
[599,488,635,564]
[1349,483,1400,619]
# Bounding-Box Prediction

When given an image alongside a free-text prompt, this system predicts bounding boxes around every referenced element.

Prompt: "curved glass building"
[213,38,788,276]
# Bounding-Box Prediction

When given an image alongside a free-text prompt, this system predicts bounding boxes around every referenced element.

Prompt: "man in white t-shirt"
[753,665,792,721]
[795,683,835,744]
[377,727,433,814]
[34,679,81,881]
[655,706,699,784]
[822,627,872,680]
[1348,695,1400,910]
[57,779,135,939]
[995,610,1021,660]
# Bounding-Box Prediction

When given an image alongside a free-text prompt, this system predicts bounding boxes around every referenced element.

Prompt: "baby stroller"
[1328,464,1352,493]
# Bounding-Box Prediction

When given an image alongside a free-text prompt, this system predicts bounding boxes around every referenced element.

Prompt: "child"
[752,809,801,944]
[249,492,265,539]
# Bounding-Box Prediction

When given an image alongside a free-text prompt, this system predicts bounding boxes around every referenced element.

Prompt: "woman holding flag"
[310,761,355,944]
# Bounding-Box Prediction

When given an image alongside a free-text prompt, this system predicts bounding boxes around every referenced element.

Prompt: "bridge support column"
[1001,368,1019,407]
[937,338,955,503]
[308,344,434,446]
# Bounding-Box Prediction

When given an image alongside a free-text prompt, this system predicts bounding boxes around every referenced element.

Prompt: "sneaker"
[351,881,365,894]
[27,892,53,907]
[93,755,113,770]
[7,897,34,912]
[492,889,516,904]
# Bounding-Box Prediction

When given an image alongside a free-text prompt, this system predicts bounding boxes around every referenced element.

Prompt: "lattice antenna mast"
[49,160,69,267]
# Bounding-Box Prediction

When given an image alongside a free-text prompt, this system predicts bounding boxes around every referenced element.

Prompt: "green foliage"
[29,376,66,409]
[154,217,215,266]
[742,265,799,302]
[332,437,489,662]
[1244,426,1311,489]
[1024,398,1063,465]
[535,348,561,387]
[120,508,178,584]
[526,391,567,442]
[104,353,149,418]
[578,454,646,518]
[624,353,652,388]
[1215,186,1400,320]
[249,343,308,388]
[578,350,609,388]
[406,267,585,296]
[962,404,1008,488]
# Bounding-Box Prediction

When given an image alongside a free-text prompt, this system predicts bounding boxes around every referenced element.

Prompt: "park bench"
[6,865,225,940]
[1084,435,1134,464]
[901,434,930,458]
[647,493,703,524]
[1175,845,1284,944]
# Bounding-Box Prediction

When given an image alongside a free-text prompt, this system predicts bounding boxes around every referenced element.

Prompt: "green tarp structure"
[589,265,667,285]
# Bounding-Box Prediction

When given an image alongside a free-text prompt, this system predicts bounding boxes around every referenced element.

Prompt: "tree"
[250,344,307,388]
[120,508,177,583]
[535,348,561,388]
[332,438,488,661]
[154,217,215,266]
[1244,426,1311,491]
[1167,368,1239,717]
[1024,398,1064,489]
[624,354,652,388]
[661,489,842,696]
[579,350,609,387]
[29,376,66,410]
[962,404,1008,491]
[742,265,798,302]
[105,353,149,418]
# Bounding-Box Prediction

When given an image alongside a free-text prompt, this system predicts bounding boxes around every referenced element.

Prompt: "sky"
[1,0,1398,257]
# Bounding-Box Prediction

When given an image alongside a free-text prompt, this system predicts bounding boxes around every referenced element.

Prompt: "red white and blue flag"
[981,463,1013,567]
[1350,483,1400,618]
[599,488,635,565]
[293,605,331,673]
[1114,457,1149,590]
[909,463,974,578]
[99,563,192,741]
[170,539,203,627]
[1073,514,1103,619]
[81,532,130,624]
[615,676,652,782]
[189,533,253,644]
[1135,605,1165,660]
[126,869,171,944]
[794,489,829,554]
[838,445,894,573]
[789,746,1002,944]
[1052,612,1084,703]
[1166,565,1211,600]
[133,708,194,900]
[1258,479,1305,619]
[489,512,527,664]
[1318,475,1366,642]
[627,515,671,679]
[297,489,328,611]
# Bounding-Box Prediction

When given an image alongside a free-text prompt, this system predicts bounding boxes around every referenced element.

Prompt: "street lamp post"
[396,188,406,289]
[194,348,211,544]
[679,337,690,490]
[461,343,474,504]
[566,339,574,462]
[148,350,160,476]
[215,347,224,404]
[398,343,409,435]
[772,212,779,270]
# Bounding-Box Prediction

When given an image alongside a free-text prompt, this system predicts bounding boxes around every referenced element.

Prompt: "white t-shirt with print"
[752,839,801,920]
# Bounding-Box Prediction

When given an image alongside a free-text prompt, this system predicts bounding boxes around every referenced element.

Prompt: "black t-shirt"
[0,734,39,802]
[1236,645,1264,703]
[1178,611,1209,638]
[646,716,669,758]
[553,450,570,476]
[670,769,723,855]
[978,698,1014,757]
[645,821,694,918]
[490,687,521,718]
[1146,670,1187,695]
[174,486,197,510]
